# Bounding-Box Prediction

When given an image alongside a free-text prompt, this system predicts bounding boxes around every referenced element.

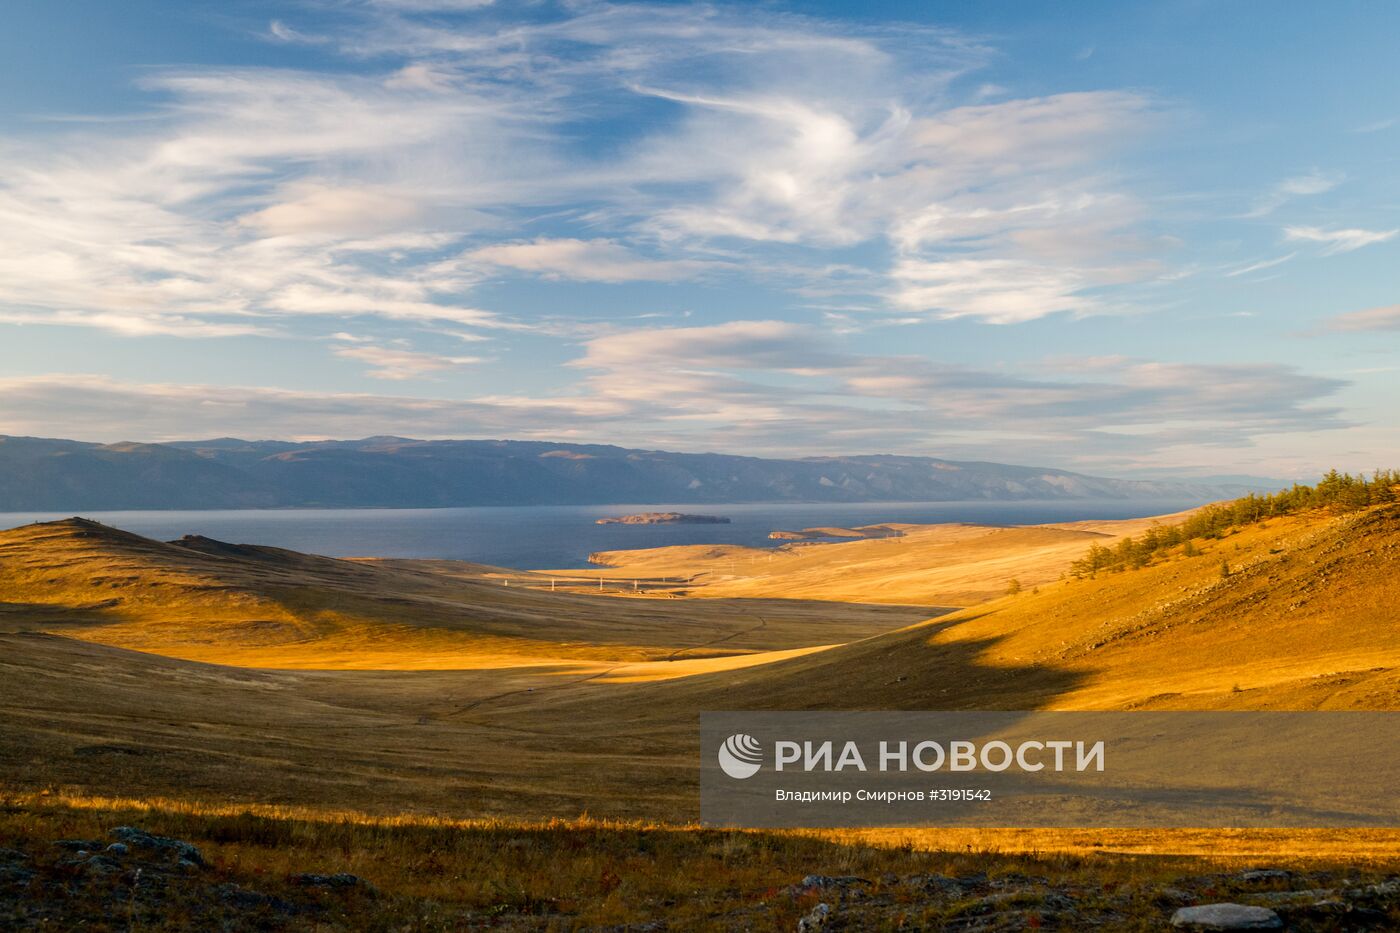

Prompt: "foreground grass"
[3,793,1398,930]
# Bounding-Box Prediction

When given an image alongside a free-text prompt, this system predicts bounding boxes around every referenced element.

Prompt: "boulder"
[110,826,205,867]
[797,902,830,931]
[798,874,869,891]
[293,872,377,895]
[53,839,103,852]
[1171,903,1282,929]
[217,882,301,915]
[904,872,968,896]
[1236,869,1290,884]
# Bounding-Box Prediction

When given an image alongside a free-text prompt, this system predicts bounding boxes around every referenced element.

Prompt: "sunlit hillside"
[0,518,926,671]
[583,510,1198,606]
[2,502,1397,820]
[581,502,1400,714]
[3,500,1399,927]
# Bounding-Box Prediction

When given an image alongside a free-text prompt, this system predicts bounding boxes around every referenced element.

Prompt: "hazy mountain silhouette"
[0,434,1266,510]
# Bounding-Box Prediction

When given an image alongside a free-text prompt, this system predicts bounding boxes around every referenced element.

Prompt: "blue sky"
[0,1,1396,479]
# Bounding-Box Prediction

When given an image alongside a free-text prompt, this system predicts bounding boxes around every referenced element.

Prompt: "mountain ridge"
[0,433,1272,510]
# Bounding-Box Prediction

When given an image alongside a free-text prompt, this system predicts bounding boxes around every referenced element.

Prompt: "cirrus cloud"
[469,238,720,283]
[1323,304,1400,332]
[1284,225,1398,254]
[0,315,1349,469]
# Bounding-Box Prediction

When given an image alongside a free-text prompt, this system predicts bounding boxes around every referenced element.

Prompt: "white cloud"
[0,311,1348,468]
[240,185,424,237]
[0,4,1172,340]
[332,340,484,379]
[469,238,716,283]
[576,320,837,372]
[1284,225,1398,254]
[368,0,496,10]
[1324,304,1400,332]
[383,64,460,92]
[889,258,1095,324]
[0,65,541,338]
[1224,252,1297,278]
[1246,170,1342,217]
[268,20,326,45]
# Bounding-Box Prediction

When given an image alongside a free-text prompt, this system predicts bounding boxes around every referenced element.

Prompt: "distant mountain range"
[0,435,1281,511]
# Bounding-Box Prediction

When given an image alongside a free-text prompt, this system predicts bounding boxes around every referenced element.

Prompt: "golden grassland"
[2,507,1397,813]
[580,510,1198,606]
[0,519,929,671]
[1,503,1399,926]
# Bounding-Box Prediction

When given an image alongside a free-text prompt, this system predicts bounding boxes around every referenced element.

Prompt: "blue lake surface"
[0,498,1206,569]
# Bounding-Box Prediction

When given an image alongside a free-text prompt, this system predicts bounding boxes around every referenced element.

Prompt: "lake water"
[0,498,1206,569]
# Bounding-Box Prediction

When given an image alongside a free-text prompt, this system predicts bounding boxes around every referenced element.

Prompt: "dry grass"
[3,505,1399,929]
[0,518,928,671]
[582,511,1199,606]
[4,792,1396,930]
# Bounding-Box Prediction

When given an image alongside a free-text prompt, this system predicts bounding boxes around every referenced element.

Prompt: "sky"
[0,1,1396,480]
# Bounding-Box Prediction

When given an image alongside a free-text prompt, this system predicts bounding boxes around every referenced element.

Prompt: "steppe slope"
[584,510,1199,606]
[0,518,926,671]
[1,505,1396,823]
[556,503,1400,716]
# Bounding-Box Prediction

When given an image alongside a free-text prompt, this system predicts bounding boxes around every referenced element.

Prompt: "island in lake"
[595,511,731,525]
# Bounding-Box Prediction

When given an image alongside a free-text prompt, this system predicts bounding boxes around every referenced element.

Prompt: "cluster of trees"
[1069,469,1399,578]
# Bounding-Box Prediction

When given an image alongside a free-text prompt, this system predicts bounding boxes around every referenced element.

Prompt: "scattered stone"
[1171,903,1282,929]
[797,901,830,931]
[1155,887,1196,907]
[1236,869,1290,884]
[217,882,301,915]
[104,842,129,856]
[52,839,103,852]
[0,865,34,884]
[952,908,1058,932]
[1347,878,1400,901]
[954,890,1074,918]
[1273,899,1389,927]
[109,826,205,867]
[797,874,869,892]
[293,871,376,894]
[0,849,34,885]
[1249,888,1336,904]
[81,855,123,876]
[905,872,968,896]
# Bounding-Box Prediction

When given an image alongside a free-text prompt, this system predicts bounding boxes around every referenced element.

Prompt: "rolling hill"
[0,500,1397,824]
[0,518,927,671]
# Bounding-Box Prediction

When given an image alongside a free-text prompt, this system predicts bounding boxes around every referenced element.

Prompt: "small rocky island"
[595,511,731,525]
